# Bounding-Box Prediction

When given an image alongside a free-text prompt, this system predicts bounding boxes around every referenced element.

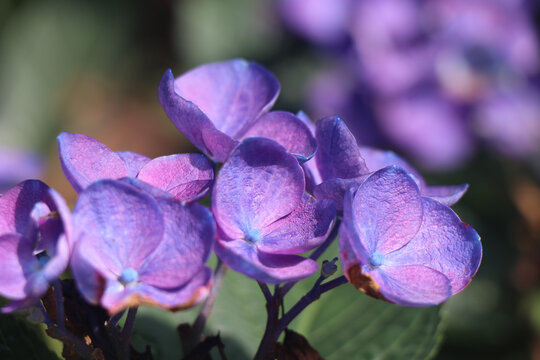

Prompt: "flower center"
[119,268,138,285]
[370,252,385,268]
[244,229,261,243]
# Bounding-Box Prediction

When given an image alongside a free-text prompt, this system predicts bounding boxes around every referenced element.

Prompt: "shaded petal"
[339,188,370,268]
[258,194,336,254]
[215,239,318,284]
[385,198,482,295]
[242,111,317,162]
[0,234,38,300]
[57,133,128,192]
[351,166,423,255]
[212,138,304,240]
[72,180,164,273]
[137,154,214,202]
[158,69,236,162]
[0,180,52,235]
[138,200,215,289]
[118,178,174,200]
[115,151,151,178]
[370,265,452,307]
[313,177,365,211]
[100,267,212,314]
[173,59,280,138]
[315,116,368,181]
[70,239,110,305]
[423,184,469,206]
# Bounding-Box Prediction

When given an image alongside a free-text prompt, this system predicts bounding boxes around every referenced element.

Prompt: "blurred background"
[1,0,539,358]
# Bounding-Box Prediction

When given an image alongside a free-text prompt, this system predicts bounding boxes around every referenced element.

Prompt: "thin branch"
[258,282,273,303]
[275,275,348,337]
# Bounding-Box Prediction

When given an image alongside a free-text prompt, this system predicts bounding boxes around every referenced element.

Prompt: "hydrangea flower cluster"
[279,0,540,169]
[0,59,482,358]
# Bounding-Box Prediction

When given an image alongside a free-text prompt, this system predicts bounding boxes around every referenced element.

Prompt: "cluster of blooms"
[0,59,481,324]
[279,0,540,170]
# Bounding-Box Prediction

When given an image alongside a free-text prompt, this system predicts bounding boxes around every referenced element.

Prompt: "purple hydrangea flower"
[0,149,43,193]
[339,166,482,306]
[0,180,72,312]
[211,137,335,283]
[279,0,540,169]
[311,116,468,209]
[70,179,215,314]
[278,0,350,45]
[158,59,317,163]
[57,132,213,202]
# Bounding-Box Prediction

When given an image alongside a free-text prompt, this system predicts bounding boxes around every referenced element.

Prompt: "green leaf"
[289,284,444,360]
[135,248,444,360]
[0,314,61,360]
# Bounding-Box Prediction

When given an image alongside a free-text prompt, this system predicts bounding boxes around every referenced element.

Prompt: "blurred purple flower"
[339,166,482,306]
[211,137,335,284]
[280,0,540,169]
[57,132,213,202]
[158,59,317,163]
[0,180,72,312]
[0,150,43,193]
[70,179,214,314]
[311,116,468,209]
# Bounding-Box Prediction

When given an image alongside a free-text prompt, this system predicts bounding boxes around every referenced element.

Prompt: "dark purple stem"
[53,280,65,329]
[254,283,280,360]
[254,275,348,359]
[275,275,348,337]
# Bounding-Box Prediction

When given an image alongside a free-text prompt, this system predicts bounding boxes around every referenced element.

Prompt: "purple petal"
[211,138,304,240]
[70,239,109,305]
[350,166,423,255]
[296,110,315,133]
[313,177,365,211]
[359,146,425,189]
[137,154,214,202]
[116,151,151,178]
[138,200,215,289]
[377,94,474,170]
[72,180,164,274]
[371,265,452,306]
[0,180,51,235]
[422,184,469,206]
[100,267,212,314]
[173,59,280,139]
[214,239,318,284]
[57,133,128,192]
[385,197,482,295]
[0,234,37,300]
[118,178,174,200]
[242,111,317,162]
[258,194,336,254]
[315,116,368,181]
[279,0,350,45]
[158,69,237,162]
